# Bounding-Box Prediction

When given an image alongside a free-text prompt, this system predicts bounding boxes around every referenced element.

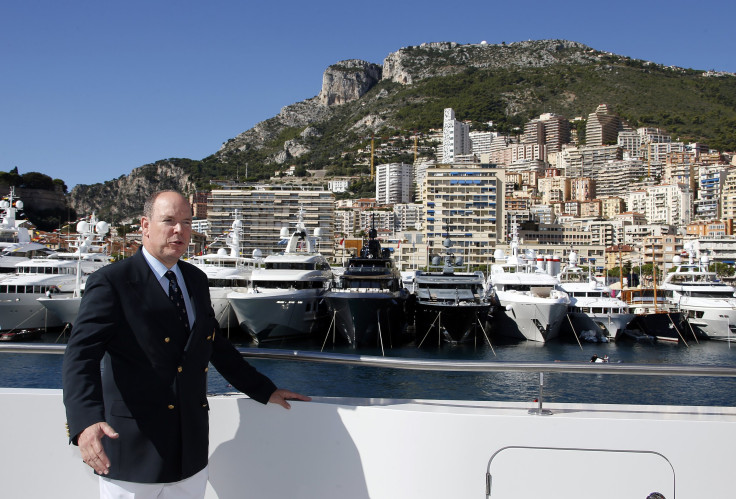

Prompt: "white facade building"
[328,179,350,193]
[626,184,692,226]
[375,163,414,204]
[442,108,471,163]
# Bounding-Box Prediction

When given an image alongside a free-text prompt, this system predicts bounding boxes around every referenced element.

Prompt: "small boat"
[324,225,409,349]
[0,328,42,342]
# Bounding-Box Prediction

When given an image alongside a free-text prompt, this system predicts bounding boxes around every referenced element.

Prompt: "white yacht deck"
[3,347,736,498]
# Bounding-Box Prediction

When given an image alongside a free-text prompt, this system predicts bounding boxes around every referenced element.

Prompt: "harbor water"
[3,331,736,407]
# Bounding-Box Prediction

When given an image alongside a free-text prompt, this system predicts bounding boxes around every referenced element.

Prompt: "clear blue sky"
[1,0,734,189]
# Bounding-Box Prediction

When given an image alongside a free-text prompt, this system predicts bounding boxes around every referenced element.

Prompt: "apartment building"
[393,203,424,232]
[441,108,471,163]
[721,167,736,222]
[334,209,357,237]
[570,177,595,201]
[556,144,622,178]
[423,162,503,268]
[594,159,653,198]
[618,130,642,158]
[585,104,621,146]
[538,176,571,204]
[626,183,692,226]
[599,197,626,219]
[375,162,414,204]
[579,200,602,218]
[469,130,496,156]
[327,179,350,193]
[522,112,571,155]
[207,186,335,259]
[695,165,729,220]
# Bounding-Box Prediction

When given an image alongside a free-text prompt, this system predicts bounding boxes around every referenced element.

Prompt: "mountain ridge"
[66,39,736,222]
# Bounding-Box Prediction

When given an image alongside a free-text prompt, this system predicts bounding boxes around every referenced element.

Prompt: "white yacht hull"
[493,298,568,342]
[5,388,736,499]
[682,305,736,341]
[208,287,240,334]
[36,296,81,325]
[228,289,329,342]
[564,312,634,341]
[0,293,66,330]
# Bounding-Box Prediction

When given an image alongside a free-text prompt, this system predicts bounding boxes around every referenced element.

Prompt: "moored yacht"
[34,216,112,328]
[556,251,633,342]
[487,224,569,343]
[661,241,736,341]
[187,214,254,334]
[227,209,332,343]
[324,226,409,349]
[619,287,691,343]
[410,235,492,344]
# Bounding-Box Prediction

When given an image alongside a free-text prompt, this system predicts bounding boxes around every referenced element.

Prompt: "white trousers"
[99,466,208,499]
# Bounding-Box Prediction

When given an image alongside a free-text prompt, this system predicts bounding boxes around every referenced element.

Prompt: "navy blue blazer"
[62,249,277,483]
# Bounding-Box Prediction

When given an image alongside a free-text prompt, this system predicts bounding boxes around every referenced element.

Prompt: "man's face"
[141,192,192,268]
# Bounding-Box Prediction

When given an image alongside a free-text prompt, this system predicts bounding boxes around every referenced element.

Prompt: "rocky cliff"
[69,160,193,222]
[382,40,595,84]
[318,59,383,106]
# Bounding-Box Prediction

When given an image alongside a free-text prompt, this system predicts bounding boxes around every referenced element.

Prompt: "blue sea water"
[2,333,736,407]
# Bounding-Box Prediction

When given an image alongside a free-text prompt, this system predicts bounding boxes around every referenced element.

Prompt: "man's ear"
[140,217,149,236]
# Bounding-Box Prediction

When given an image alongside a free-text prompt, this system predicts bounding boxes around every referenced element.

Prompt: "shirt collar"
[142,246,183,281]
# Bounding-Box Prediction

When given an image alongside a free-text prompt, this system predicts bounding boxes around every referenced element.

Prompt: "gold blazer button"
[168,404,175,410]
[177,366,183,373]
[164,337,171,343]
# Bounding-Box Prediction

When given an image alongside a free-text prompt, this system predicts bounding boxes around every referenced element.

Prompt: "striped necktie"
[165,270,190,332]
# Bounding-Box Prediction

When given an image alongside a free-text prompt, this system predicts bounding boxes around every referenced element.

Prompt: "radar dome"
[96,221,109,234]
[76,221,90,234]
[672,255,682,265]
[217,248,227,256]
[431,256,441,266]
[252,248,262,259]
[493,249,504,260]
[14,200,23,210]
[314,228,323,237]
[455,256,463,266]
[279,227,289,238]
[0,201,8,209]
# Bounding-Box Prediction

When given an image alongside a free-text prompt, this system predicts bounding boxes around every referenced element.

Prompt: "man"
[63,190,310,498]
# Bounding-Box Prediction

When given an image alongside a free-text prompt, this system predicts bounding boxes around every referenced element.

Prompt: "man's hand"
[78,422,119,475]
[268,389,311,409]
